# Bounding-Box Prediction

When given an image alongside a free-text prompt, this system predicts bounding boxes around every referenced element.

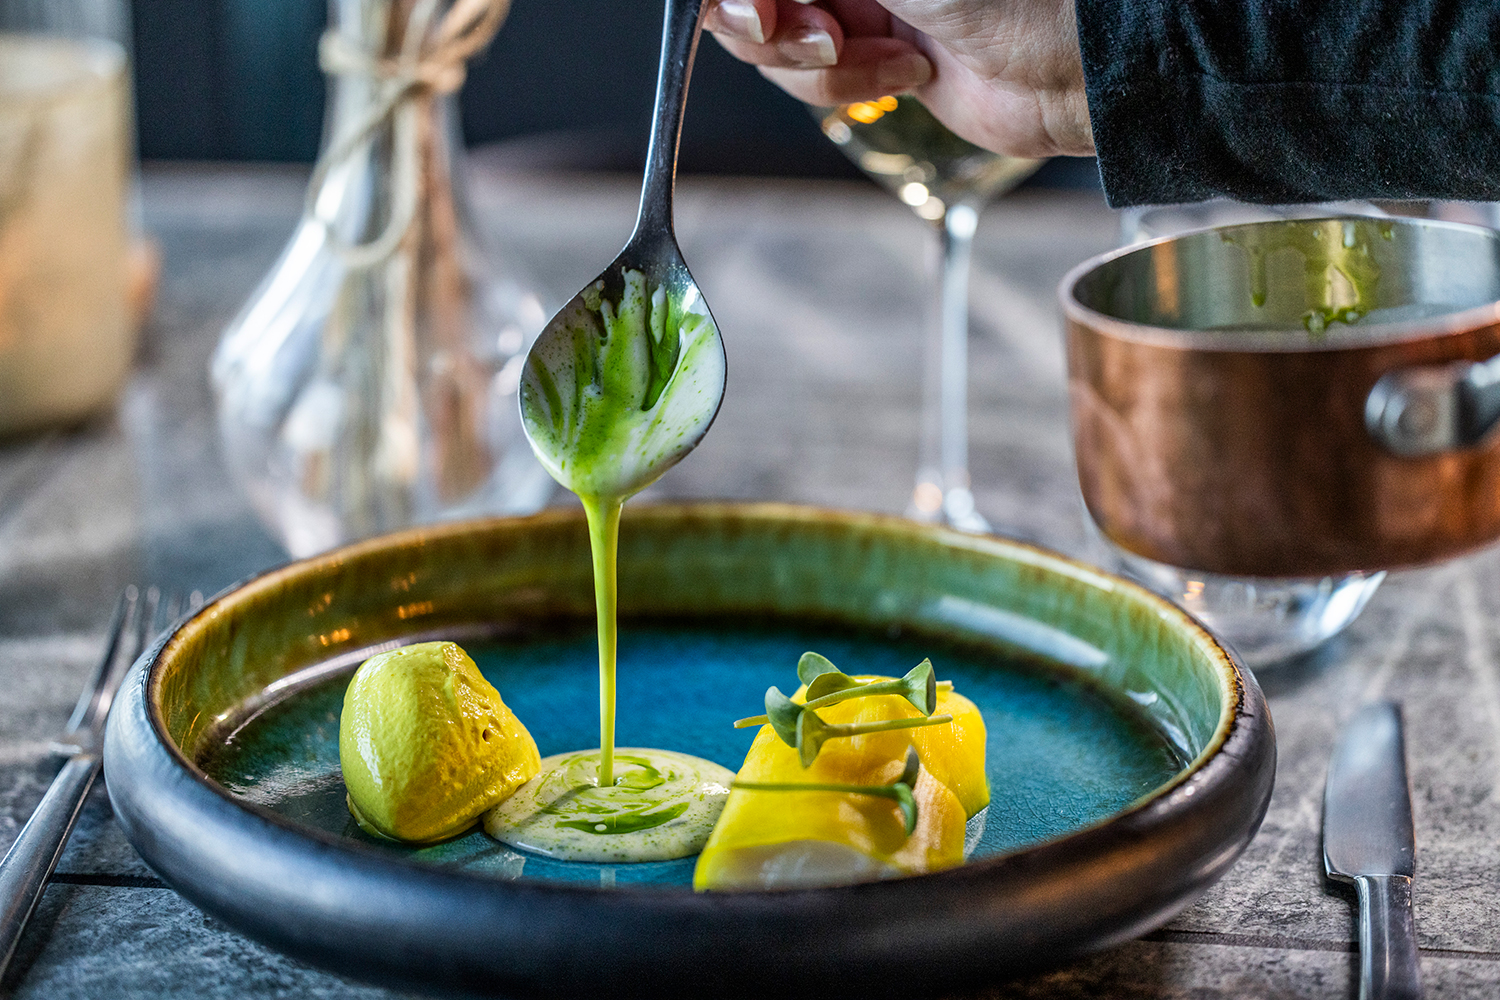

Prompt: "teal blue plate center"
[200,620,1186,890]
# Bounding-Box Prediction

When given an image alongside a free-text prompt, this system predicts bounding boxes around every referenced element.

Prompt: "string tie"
[302,0,509,269]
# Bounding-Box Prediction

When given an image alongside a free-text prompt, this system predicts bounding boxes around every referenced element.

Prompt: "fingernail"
[707,0,764,44]
[877,52,933,90]
[777,26,837,68]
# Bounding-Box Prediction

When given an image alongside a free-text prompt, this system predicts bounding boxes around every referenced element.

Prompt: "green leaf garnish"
[802,670,862,702]
[888,781,918,836]
[733,656,945,745]
[731,747,923,835]
[897,745,920,789]
[803,658,937,715]
[797,651,842,687]
[796,707,952,768]
[763,686,802,747]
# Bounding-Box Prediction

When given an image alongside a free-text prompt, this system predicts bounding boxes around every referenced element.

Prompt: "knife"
[1323,701,1422,1000]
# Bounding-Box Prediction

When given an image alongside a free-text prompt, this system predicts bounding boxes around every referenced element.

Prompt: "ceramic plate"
[105,504,1275,998]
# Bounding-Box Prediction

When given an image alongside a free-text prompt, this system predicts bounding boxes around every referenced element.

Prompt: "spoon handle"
[633,0,708,246]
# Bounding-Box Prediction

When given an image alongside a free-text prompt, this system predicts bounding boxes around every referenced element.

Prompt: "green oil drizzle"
[546,755,690,835]
[555,803,691,835]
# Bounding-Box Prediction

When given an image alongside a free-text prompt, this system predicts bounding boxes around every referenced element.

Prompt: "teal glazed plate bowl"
[104,504,1274,999]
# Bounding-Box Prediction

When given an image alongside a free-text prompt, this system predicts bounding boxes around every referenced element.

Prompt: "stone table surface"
[1,163,1497,999]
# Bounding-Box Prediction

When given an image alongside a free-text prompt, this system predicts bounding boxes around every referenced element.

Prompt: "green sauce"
[1222,218,1391,334]
[484,749,734,862]
[584,495,622,786]
[507,269,727,860]
[520,269,724,502]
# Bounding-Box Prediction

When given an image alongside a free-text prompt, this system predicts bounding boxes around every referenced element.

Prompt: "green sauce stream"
[509,268,726,856]
[584,495,622,786]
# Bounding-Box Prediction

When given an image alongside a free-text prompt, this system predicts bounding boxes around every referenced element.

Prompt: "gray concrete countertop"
[0,162,1495,998]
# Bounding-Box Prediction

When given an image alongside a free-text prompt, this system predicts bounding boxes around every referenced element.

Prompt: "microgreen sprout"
[731,747,923,835]
[807,658,937,714]
[732,685,800,734]
[795,707,952,767]
[730,652,955,765]
[763,686,804,747]
[725,687,800,745]
[734,655,940,729]
[796,651,844,687]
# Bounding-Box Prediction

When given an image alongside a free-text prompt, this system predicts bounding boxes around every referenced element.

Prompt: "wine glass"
[814,96,1039,531]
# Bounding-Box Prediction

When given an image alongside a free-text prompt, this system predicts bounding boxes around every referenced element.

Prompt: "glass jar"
[0,0,143,434]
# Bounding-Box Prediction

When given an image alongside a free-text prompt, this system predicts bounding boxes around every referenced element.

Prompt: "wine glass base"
[908,484,991,534]
[1106,542,1384,668]
[941,487,991,534]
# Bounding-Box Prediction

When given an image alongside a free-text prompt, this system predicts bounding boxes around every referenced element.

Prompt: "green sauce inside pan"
[202,621,1186,889]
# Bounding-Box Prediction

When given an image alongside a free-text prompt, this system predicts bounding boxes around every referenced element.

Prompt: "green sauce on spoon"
[521,270,723,502]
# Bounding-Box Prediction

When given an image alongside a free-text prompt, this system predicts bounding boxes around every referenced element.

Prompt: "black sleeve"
[1074,0,1500,206]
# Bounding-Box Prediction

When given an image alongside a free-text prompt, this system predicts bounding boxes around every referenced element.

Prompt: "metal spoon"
[518,0,725,502]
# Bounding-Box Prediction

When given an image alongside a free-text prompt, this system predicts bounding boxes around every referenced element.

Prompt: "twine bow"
[302,0,510,269]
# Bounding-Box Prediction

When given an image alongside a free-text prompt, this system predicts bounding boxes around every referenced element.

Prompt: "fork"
[0,586,194,976]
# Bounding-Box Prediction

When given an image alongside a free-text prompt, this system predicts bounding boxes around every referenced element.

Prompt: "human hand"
[703,0,1093,159]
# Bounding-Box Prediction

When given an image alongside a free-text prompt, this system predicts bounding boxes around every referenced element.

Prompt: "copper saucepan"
[1061,217,1500,578]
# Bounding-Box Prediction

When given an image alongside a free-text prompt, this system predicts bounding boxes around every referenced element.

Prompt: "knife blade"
[1323,701,1422,1000]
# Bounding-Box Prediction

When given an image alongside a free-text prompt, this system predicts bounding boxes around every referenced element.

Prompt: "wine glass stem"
[913,201,985,531]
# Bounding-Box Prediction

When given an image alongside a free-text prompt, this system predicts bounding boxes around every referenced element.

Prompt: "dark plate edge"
[105,503,1276,999]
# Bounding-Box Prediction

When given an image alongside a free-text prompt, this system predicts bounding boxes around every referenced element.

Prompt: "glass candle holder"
[0,11,134,433]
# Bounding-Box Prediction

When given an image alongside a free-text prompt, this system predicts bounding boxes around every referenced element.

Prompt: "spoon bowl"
[519,247,725,503]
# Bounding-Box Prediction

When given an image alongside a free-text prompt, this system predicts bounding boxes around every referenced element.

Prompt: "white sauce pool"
[484,748,734,863]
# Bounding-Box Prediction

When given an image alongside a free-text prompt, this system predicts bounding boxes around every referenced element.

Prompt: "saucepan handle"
[1367,354,1500,457]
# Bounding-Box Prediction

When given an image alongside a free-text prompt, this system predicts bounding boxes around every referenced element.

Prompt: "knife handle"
[1354,874,1422,1000]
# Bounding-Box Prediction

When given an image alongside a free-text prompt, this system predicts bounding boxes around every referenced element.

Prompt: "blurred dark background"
[130,0,1100,188]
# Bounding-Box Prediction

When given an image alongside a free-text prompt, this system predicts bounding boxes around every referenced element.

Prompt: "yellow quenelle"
[339,641,540,843]
[695,679,987,890]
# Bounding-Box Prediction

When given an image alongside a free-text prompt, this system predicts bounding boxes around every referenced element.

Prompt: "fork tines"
[63,587,202,745]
